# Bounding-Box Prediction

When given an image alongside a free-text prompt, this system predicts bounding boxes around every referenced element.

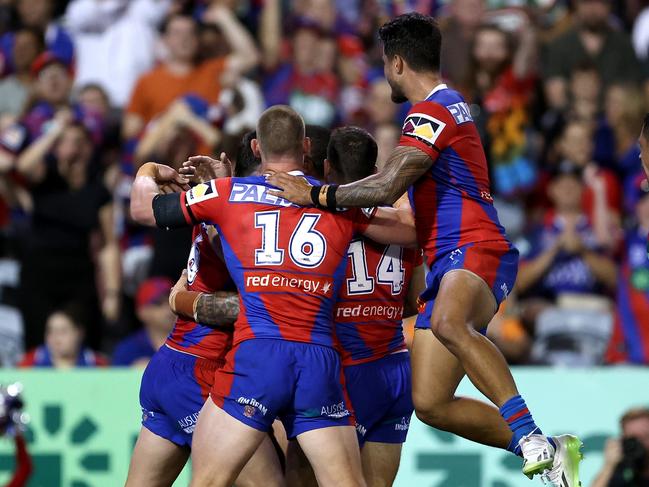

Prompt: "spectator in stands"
[516,161,617,319]
[0,28,44,120]
[463,22,537,198]
[0,0,74,68]
[554,119,622,248]
[15,120,119,349]
[592,407,649,487]
[0,51,106,171]
[439,0,485,88]
[123,7,259,143]
[607,179,649,365]
[19,306,108,367]
[112,277,174,367]
[604,83,647,211]
[365,78,400,130]
[260,0,339,127]
[543,0,642,111]
[374,122,400,170]
[65,0,172,108]
[337,35,369,126]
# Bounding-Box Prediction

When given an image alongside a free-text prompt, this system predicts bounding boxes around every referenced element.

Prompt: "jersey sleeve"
[398,101,457,159]
[180,179,229,226]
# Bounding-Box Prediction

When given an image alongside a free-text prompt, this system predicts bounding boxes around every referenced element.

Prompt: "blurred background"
[0,0,647,485]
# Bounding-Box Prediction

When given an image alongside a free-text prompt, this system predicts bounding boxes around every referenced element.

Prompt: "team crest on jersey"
[187,240,200,285]
[187,181,218,205]
[402,112,446,148]
[243,405,256,418]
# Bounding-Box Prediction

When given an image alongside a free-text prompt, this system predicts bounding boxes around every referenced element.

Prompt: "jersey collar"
[425,83,448,100]
[287,170,305,176]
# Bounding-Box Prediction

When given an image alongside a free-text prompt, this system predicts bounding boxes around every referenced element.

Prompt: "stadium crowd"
[0,0,647,368]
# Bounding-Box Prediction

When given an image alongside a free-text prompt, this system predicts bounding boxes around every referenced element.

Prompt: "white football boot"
[541,435,584,487]
[519,433,555,479]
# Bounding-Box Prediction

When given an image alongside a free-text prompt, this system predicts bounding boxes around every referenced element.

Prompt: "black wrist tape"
[326,185,338,209]
[310,185,322,207]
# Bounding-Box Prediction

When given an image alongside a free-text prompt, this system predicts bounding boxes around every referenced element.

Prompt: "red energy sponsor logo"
[335,303,404,321]
[244,271,333,296]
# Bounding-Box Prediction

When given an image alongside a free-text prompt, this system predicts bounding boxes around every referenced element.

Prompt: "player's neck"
[406,73,445,104]
[260,157,305,175]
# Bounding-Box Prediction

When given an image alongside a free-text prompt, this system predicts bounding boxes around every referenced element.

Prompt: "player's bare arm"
[130,162,189,226]
[169,270,239,325]
[267,146,432,207]
[362,206,418,248]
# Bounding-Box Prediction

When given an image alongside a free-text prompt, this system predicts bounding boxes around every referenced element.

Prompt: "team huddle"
[126,13,583,487]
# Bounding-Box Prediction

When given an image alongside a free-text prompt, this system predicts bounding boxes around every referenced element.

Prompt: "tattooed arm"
[169,271,239,326]
[267,146,433,207]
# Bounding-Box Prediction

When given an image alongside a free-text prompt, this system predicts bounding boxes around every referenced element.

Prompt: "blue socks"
[500,395,542,456]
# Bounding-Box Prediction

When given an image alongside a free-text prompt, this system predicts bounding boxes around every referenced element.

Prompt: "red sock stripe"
[506,407,530,424]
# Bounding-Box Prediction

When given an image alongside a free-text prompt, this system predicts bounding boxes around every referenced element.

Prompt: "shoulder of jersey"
[186,180,220,205]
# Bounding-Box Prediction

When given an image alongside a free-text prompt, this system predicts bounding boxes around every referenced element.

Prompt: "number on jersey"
[254,212,326,268]
[346,239,404,295]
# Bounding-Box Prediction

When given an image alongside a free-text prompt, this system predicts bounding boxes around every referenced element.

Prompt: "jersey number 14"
[347,239,404,295]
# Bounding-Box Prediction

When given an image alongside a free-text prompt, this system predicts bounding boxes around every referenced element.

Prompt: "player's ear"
[372,164,378,175]
[303,136,311,157]
[394,54,404,75]
[324,158,331,182]
[251,138,261,158]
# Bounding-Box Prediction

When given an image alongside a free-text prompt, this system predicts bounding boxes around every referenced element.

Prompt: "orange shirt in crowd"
[126,57,227,124]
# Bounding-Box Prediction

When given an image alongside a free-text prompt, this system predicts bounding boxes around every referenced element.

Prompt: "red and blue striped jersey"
[165,224,234,362]
[334,237,420,366]
[399,84,511,266]
[178,173,375,348]
[610,228,649,364]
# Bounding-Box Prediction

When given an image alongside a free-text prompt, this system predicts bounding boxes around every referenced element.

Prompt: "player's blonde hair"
[256,105,305,159]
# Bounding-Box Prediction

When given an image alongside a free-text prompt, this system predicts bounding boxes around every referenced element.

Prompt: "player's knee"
[429,314,466,348]
[412,391,449,428]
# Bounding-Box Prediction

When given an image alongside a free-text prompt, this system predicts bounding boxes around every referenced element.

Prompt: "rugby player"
[177,127,423,487]
[130,105,417,487]
[125,152,283,487]
[267,13,582,485]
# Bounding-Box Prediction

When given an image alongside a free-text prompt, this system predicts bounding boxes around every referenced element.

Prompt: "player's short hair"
[256,105,305,159]
[379,13,442,73]
[642,113,649,141]
[327,127,377,183]
[621,407,649,428]
[305,125,331,179]
[236,130,261,177]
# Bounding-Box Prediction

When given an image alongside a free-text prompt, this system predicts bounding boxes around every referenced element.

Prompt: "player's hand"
[602,438,623,467]
[169,270,189,314]
[180,153,232,183]
[266,172,313,206]
[152,163,190,191]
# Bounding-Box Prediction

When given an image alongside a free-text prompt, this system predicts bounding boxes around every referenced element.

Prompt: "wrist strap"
[310,185,322,207]
[325,184,338,209]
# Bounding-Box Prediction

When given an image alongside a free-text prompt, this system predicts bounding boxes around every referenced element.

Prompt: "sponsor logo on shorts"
[237,397,268,416]
[141,408,155,422]
[356,423,367,437]
[395,417,410,432]
[321,401,350,419]
[500,282,509,300]
[449,248,463,265]
[336,303,404,321]
[244,271,333,296]
[178,412,200,434]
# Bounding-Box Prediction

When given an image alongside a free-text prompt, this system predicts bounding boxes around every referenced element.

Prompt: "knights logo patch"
[402,112,446,148]
[187,181,218,205]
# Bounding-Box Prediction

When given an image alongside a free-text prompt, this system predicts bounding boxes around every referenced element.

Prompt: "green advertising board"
[0,367,645,486]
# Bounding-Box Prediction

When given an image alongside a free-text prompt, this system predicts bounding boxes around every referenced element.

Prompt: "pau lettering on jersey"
[229,183,297,207]
[321,401,350,419]
[447,101,473,125]
[236,396,268,416]
[177,412,200,434]
[244,271,333,296]
[335,303,404,321]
